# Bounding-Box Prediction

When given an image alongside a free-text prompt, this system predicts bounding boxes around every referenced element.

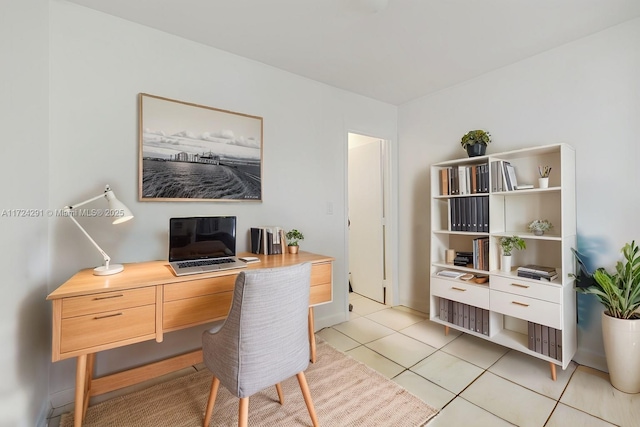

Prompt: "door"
[348,134,385,303]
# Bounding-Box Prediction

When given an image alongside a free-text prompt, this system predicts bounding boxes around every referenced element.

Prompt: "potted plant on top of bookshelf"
[285,229,304,254]
[528,219,553,236]
[499,236,526,272]
[460,129,491,157]
[574,241,640,393]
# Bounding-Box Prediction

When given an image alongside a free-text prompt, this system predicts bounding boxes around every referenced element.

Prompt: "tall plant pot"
[601,311,640,393]
[501,255,512,272]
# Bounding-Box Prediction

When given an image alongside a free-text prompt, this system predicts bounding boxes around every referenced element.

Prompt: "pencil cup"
[445,249,455,264]
[538,177,549,189]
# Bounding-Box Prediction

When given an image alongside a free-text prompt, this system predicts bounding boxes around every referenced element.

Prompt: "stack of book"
[448,195,489,232]
[516,265,558,281]
[528,321,563,362]
[250,226,286,255]
[438,297,489,336]
[439,164,490,196]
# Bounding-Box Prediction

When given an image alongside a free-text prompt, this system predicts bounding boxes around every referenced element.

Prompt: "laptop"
[168,216,247,276]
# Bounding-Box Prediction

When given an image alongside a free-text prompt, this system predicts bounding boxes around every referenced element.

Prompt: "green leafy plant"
[528,219,553,233]
[576,241,640,319]
[499,236,526,256]
[286,229,304,247]
[460,130,492,149]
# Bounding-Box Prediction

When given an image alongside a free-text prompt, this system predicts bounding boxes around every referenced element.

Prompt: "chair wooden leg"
[309,307,317,363]
[238,397,249,427]
[296,372,319,427]
[203,377,220,427]
[275,383,284,405]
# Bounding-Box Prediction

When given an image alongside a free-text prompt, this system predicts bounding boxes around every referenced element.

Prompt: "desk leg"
[83,354,95,420]
[74,354,87,427]
[308,307,316,363]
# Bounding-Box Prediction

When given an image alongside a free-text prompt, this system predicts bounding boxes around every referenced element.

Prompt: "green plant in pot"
[286,229,304,254]
[574,241,640,393]
[460,130,491,157]
[499,236,526,272]
[528,219,553,236]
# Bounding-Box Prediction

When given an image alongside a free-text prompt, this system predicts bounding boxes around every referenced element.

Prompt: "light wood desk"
[47,251,333,427]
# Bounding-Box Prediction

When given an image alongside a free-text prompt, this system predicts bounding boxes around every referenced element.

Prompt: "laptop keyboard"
[177,258,235,268]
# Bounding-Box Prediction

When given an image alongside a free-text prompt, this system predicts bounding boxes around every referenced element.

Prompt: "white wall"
[0,1,50,426]
[398,18,640,371]
[47,0,397,407]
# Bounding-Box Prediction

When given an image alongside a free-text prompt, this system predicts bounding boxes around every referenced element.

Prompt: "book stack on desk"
[517,265,558,282]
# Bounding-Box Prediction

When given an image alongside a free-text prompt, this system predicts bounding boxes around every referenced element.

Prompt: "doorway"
[348,133,388,304]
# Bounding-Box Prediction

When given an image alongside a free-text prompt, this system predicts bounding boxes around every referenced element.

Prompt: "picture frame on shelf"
[138,93,263,202]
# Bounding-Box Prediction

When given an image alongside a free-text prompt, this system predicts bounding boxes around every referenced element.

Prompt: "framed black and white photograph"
[139,93,263,201]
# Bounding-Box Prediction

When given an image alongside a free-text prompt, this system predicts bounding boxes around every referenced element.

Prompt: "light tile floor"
[47,292,640,427]
[317,292,640,427]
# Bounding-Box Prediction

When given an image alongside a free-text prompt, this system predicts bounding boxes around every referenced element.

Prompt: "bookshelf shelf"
[429,143,576,378]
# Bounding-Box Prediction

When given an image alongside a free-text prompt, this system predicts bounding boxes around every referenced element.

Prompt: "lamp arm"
[65,210,112,269]
[66,189,109,210]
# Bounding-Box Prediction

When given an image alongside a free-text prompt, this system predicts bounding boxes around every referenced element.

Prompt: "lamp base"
[93,264,124,276]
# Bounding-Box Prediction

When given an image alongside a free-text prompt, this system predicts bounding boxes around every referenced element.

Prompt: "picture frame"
[138,93,263,201]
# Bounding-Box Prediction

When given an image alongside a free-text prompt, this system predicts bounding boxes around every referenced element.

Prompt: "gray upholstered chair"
[201,262,319,427]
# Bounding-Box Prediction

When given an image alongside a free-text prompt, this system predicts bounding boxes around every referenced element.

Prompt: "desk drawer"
[431,277,489,309]
[163,291,233,330]
[62,287,156,318]
[490,276,561,304]
[490,290,562,329]
[311,263,332,286]
[310,282,332,305]
[60,305,156,353]
[164,275,236,302]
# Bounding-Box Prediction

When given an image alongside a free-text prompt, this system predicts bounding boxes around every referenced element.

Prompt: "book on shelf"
[527,321,563,362]
[448,195,489,232]
[517,271,558,282]
[517,265,557,275]
[436,270,466,279]
[505,163,518,190]
[441,165,489,196]
[515,184,533,190]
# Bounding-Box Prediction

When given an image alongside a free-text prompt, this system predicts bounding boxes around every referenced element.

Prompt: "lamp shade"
[105,190,134,224]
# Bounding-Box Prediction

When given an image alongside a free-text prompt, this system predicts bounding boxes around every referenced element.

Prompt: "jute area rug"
[61,339,438,426]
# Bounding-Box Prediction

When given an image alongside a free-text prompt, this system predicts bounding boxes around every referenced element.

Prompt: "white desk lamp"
[64,185,134,276]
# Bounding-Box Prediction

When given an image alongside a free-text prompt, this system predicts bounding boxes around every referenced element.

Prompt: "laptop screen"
[169,216,237,262]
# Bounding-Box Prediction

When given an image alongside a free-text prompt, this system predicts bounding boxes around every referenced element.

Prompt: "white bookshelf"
[429,143,576,379]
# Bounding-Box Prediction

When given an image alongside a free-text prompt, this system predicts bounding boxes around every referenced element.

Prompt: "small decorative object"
[574,241,640,393]
[499,236,526,272]
[538,165,551,189]
[528,219,553,236]
[285,229,304,254]
[445,249,456,264]
[460,130,491,157]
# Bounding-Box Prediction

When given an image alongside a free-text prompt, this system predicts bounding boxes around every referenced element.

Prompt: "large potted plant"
[499,236,526,272]
[460,129,491,157]
[575,241,640,393]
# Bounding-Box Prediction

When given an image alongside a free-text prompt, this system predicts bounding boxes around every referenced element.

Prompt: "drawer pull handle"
[511,283,529,289]
[451,287,467,292]
[511,301,529,307]
[94,294,124,300]
[94,312,123,320]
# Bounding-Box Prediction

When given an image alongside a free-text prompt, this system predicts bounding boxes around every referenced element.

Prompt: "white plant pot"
[601,311,640,393]
[501,255,512,272]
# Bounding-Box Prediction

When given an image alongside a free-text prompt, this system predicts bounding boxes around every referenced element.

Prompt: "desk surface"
[48,251,334,300]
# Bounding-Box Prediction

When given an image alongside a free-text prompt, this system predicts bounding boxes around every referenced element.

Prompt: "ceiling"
[65,0,640,105]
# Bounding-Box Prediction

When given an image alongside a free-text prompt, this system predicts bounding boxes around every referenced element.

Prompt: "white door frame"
[345,131,398,307]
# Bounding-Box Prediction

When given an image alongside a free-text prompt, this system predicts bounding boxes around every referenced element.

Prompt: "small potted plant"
[285,229,304,254]
[460,130,491,157]
[499,236,526,272]
[528,219,553,236]
[574,241,640,393]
